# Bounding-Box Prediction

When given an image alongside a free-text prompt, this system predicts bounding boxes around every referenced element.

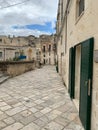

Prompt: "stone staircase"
[0,73,10,84]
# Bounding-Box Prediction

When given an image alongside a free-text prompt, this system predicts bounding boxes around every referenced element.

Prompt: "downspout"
[65,11,67,53]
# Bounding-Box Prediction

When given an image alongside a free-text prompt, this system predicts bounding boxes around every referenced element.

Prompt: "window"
[43,46,45,52]
[79,0,84,16]
[11,39,13,43]
[53,44,56,51]
[15,52,19,57]
[49,45,51,52]
[0,52,2,58]
[76,0,84,18]
[0,39,2,42]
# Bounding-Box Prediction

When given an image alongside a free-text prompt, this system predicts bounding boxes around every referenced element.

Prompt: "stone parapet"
[0,61,35,77]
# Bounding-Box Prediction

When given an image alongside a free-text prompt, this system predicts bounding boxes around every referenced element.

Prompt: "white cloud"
[0,0,58,36]
[0,25,51,37]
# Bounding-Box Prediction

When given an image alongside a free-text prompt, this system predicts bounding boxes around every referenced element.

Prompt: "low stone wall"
[0,61,35,77]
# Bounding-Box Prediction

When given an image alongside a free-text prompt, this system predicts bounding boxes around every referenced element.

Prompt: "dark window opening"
[43,46,45,52]
[79,0,84,16]
[11,39,13,43]
[49,58,51,64]
[0,39,2,42]
[49,45,51,52]
[15,52,19,58]
[0,52,2,58]
[43,59,45,64]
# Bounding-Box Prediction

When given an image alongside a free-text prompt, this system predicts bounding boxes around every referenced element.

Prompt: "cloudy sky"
[0,0,58,37]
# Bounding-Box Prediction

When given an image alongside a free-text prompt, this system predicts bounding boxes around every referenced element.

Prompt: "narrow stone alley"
[0,66,84,130]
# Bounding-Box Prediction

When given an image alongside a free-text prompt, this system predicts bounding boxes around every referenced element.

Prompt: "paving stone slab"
[2,122,23,130]
[3,117,15,125]
[20,122,40,130]
[43,121,64,130]
[0,121,6,129]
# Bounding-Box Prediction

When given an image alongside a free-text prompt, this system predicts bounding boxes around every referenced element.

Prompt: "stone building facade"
[56,0,98,130]
[0,35,56,65]
[40,35,56,65]
[0,35,36,61]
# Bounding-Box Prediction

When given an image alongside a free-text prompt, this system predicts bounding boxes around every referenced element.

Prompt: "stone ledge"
[0,60,36,77]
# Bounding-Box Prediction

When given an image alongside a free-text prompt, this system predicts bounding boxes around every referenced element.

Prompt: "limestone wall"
[56,0,98,129]
[0,61,35,77]
[66,1,98,129]
[40,35,56,65]
[0,35,56,65]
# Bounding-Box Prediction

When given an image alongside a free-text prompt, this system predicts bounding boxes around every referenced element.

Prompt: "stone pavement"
[0,66,84,130]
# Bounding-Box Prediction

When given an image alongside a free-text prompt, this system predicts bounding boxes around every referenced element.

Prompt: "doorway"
[43,59,45,64]
[74,45,81,111]
[79,38,94,130]
[69,38,94,130]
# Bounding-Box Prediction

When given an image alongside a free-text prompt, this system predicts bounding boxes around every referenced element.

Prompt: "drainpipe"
[65,11,68,53]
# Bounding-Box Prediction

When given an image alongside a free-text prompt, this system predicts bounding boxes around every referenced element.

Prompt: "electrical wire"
[0,0,31,9]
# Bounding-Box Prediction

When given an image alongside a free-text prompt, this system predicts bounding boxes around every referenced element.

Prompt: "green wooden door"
[69,47,75,99]
[79,38,94,130]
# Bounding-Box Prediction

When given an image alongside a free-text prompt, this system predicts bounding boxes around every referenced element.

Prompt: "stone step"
[0,75,10,84]
[0,73,4,78]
